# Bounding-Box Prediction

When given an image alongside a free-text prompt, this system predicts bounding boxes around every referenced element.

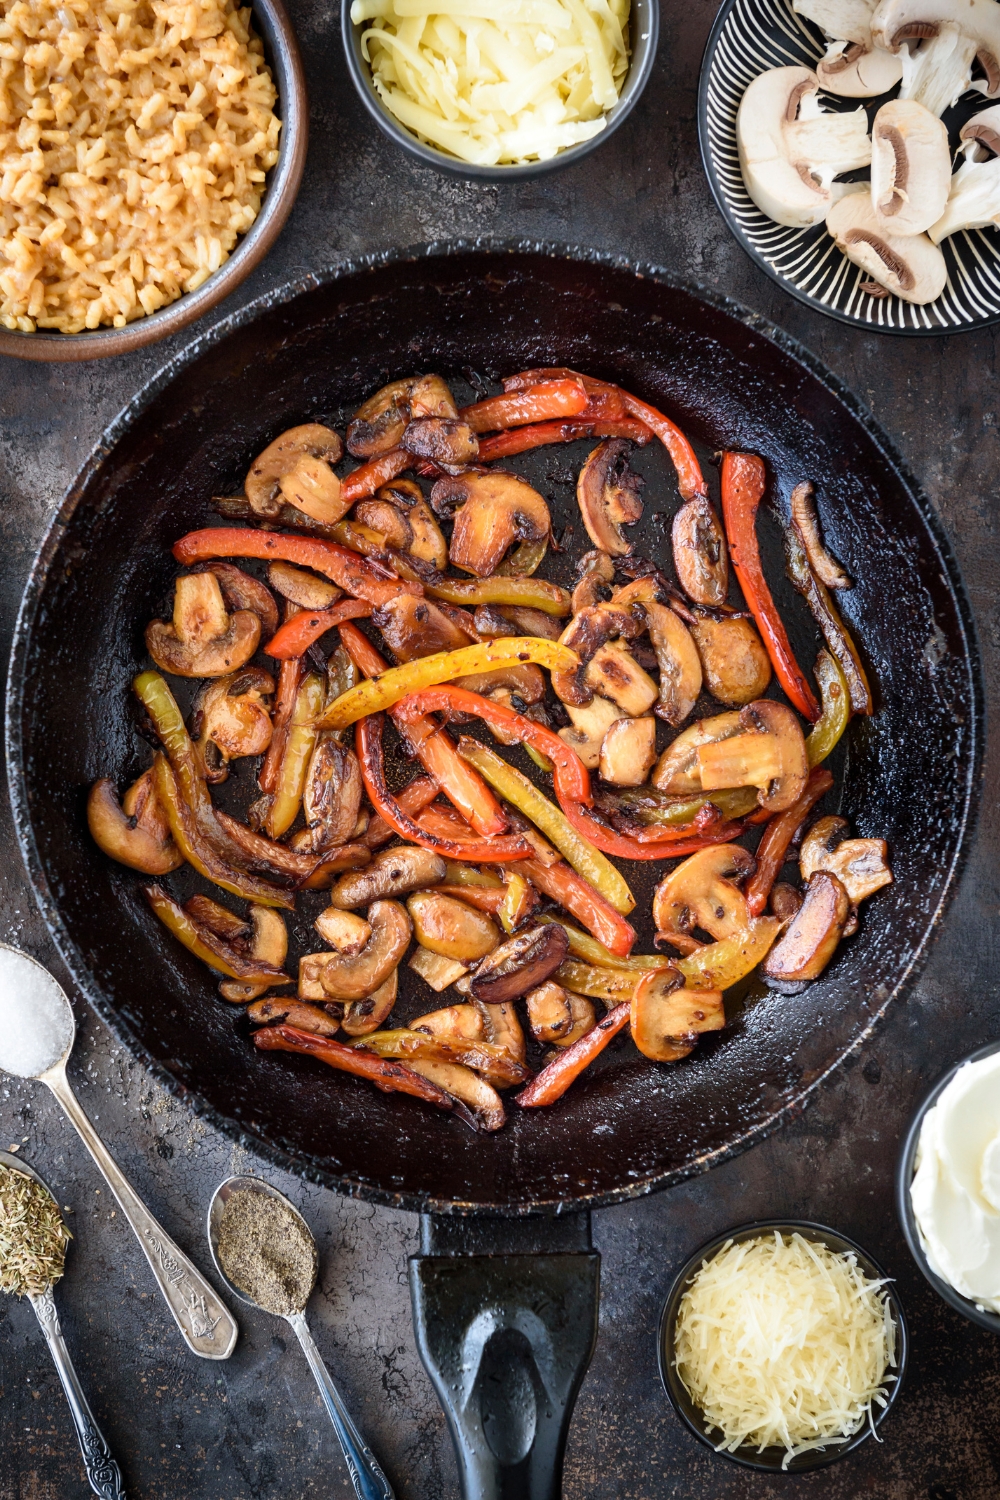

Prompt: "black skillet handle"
[409,1213,599,1500]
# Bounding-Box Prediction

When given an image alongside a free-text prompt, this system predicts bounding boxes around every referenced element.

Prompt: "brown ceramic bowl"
[0,0,307,363]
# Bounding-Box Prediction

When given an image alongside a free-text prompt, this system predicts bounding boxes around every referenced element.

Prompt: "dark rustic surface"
[0,4,997,1499]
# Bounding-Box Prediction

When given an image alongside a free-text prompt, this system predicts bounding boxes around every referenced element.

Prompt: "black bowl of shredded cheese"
[658,1221,908,1472]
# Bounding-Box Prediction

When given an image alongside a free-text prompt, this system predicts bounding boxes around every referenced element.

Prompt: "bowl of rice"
[342,0,658,178]
[0,0,306,360]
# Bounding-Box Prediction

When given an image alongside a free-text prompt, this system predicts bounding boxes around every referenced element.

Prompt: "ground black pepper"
[216,1189,316,1316]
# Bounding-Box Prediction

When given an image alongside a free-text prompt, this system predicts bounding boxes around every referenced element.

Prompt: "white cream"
[910,1052,1000,1315]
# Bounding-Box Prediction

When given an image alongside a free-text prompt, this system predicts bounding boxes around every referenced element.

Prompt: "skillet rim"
[5,239,985,1216]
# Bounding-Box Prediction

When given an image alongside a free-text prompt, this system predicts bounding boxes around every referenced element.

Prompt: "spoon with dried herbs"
[0,1151,126,1499]
[208,1175,395,1500]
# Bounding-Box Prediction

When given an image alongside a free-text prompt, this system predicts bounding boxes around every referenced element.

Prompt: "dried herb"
[217,1190,316,1316]
[0,1164,71,1296]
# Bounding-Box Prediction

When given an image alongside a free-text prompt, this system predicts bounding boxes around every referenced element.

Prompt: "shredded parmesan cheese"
[350,0,630,165]
[674,1231,896,1468]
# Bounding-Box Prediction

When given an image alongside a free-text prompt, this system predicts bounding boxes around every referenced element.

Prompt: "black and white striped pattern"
[698,0,1000,334]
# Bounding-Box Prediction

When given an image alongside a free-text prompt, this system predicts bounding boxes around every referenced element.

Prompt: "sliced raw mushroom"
[431,471,551,577]
[653,845,756,947]
[247,996,342,1038]
[631,968,725,1062]
[576,440,644,556]
[651,711,742,795]
[328,845,447,908]
[315,906,372,953]
[347,376,457,460]
[737,65,872,227]
[470,923,569,1004]
[930,104,1000,241]
[672,496,729,606]
[192,668,274,784]
[194,562,280,641]
[401,417,479,471]
[407,891,501,963]
[267,560,343,611]
[526,981,596,1048]
[376,480,449,569]
[320,900,412,1002]
[219,908,290,1002]
[558,695,629,770]
[697,699,808,813]
[410,1003,486,1040]
[762,870,851,988]
[599,716,658,786]
[571,550,616,612]
[789,482,851,589]
[793,0,904,95]
[871,99,951,234]
[341,968,399,1037]
[246,424,345,520]
[688,611,773,706]
[146,572,261,678]
[372,595,473,662]
[288,739,365,856]
[827,189,947,302]
[87,769,183,875]
[799,815,893,902]
[871,0,1000,118]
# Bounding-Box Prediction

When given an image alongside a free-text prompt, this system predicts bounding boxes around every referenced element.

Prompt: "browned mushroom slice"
[631,968,725,1062]
[245,424,344,518]
[671,495,729,606]
[341,968,399,1036]
[403,1057,505,1131]
[611,582,704,726]
[219,908,290,1002]
[558,696,628,770]
[247,996,343,1037]
[526,981,596,1048]
[402,418,479,471]
[495,605,563,641]
[376,480,449,569]
[769,882,804,922]
[352,498,414,551]
[474,997,527,1064]
[584,641,658,717]
[762,871,850,987]
[577,440,644,556]
[329,846,447,908]
[279,454,348,528]
[192,668,274,784]
[372,594,472,662]
[651,711,742,795]
[689,612,772,707]
[194,563,280,641]
[470,923,569,1004]
[599,716,657,786]
[799,816,892,903]
[315,906,372,953]
[410,946,470,992]
[407,891,501,963]
[267,561,343,611]
[653,845,756,946]
[146,573,260,679]
[288,739,364,855]
[697,699,808,813]
[790,482,850,590]
[347,376,458,459]
[87,770,183,875]
[551,604,643,706]
[320,900,412,1002]
[451,663,545,706]
[410,1003,486,1041]
[571,549,616,613]
[432,471,550,577]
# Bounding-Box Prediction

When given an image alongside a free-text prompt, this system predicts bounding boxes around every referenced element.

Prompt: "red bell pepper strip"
[477,418,652,463]
[259,658,302,795]
[340,447,412,503]
[364,775,440,847]
[516,1001,631,1108]
[512,857,635,958]
[459,380,589,434]
[172,529,421,608]
[337,620,509,839]
[720,453,821,723]
[266,599,372,660]
[744,767,833,917]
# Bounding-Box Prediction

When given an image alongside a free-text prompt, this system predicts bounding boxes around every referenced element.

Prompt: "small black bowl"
[896,1039,1000,1336]
[657,1220,908,1473]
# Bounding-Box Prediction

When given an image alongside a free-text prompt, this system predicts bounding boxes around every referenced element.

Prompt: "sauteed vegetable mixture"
[87,368,892,1132]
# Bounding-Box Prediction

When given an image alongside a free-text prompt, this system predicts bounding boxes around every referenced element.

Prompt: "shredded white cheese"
[351,0,631,165]
[674,1231,896,1468]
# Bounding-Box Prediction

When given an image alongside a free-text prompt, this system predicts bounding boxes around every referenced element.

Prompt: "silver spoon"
[0,943,237,1360]
[0,1149,127,1499]
[208,1175,394,1500]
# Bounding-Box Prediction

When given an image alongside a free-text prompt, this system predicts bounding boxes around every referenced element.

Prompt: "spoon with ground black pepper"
[208,1175,394,1500]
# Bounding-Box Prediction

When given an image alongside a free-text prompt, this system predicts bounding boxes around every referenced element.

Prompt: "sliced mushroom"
[871,99,951,233]
[288,739,364,855]
[631,968,725,1062]
[87,770,183,875]
[246,424,344,519]
[353,498,414,552]
[653,845,756,946]
[194,563,280,641]
[279,454,347,528]
[403,1057,505,1131]
[793,0,904,95]
[247,996,342,1038]
[146,572,260,679]
[474,997,527,1064]
[599,716,658,786]
[770,881,804,922]
[558,695,628,770]
[192,668,274,784]
[407,891,501,963]
[267,560,343,611]
[526,981,596,1048]
[468,604,562,641]
[372,595,474,663]
[789,482,850,589]
[571,550,616,612]
[402,418,479,471]
[451,664,545,707]
[799,816,893,902]
[872,0,1000,117]
[347,376,457,460]
[672,496,729,606]
[930,104,1000,241]
[552,605,643,707]
[584,641,658,717]
[762,870,850,987]
[410,946,470,992]
[432,471,550,577]
[737,65,872,227]
[470,923,569,1004]
[326,642,360,704]
[609,575,703,726]
[320,900,411,1002]
[329,846,447,908]
[651,711,742,795]
[219,908,290,1002]
[376,480,448,569]
[697,699,808,813]
[688,613,772,706]
[410,1003,486,1041]
[299,952,339,1000]
[315,906,373,953]
[576,440,644,556]
[341,968,399,1036]
[827,189,947,303]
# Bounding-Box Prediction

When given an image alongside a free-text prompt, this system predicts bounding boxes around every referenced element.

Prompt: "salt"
[0,947,75,1078]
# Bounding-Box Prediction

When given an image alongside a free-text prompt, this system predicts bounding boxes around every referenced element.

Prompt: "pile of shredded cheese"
[350,0,631,166]
[674,1231,896,1468]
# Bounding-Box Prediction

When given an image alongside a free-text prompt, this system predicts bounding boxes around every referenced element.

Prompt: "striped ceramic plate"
[698,0,1000,334]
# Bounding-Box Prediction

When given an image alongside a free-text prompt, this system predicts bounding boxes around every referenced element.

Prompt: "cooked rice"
[0,0,281,333]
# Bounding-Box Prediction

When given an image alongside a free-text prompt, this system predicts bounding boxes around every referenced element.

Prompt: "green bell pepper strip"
[806,650,853,766]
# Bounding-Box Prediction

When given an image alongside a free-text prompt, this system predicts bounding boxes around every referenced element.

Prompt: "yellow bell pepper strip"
[423,576,571,615]
[524,745,555,773]
[499,873,532,933]
[538,916,674,973]
[744,768,834,917]
[133,670,206,811]
[460,379,589,433]
[786,530,873,717]
[516,1001,631,1108]
[457,736,636,916]
[171,528,421,608]
[263,672,325,838]
[440,861,504,888]
[265,599,372,660]
[144,885,290,983]
[607,786,759,829]
[807,651,852,767]
[555,960,642,1002]
[347,1030,531,1086]
[508,857,636,958]
[675,919,783,991]
[494,537,548,578]
[317,637,580,731]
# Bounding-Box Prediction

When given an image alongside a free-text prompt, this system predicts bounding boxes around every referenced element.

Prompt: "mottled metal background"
[0,2,997,1497]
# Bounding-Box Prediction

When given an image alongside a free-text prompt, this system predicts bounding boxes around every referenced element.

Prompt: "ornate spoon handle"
[286,1310,395,1500]
[42,1061,237,1360]
[30,1288,127,1500]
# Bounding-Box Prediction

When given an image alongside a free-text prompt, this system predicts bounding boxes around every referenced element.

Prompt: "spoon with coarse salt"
[0,943,237,1360]
[0,1149,126,1498]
